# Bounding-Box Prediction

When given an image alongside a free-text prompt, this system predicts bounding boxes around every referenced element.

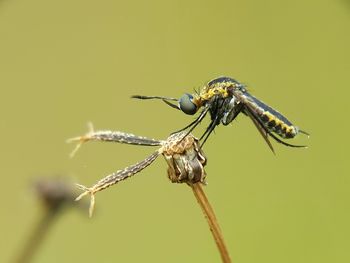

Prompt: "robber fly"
[132,76,309,153]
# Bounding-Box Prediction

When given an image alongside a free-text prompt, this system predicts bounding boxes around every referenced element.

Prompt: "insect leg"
[268,132,307,148]
[162,99,180,110]
[299,130,310,138]
[199,115,221,147]
[131,95,178,101]
[244,107,275,154]
[198,97,223,146]
[173,105,210,134]
[131,95,180,111]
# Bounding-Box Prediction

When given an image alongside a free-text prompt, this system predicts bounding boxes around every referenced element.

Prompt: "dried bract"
[69,127,207,217]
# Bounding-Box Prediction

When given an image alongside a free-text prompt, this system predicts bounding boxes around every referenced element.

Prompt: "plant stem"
[190,183,232,263]
[14,209,58,263]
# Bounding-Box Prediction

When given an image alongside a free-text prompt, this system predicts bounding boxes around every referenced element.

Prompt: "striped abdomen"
[259,110,298,138]
[242,92,299,139]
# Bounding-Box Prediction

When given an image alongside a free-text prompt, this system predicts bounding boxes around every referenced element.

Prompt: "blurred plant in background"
[13,177,87,263]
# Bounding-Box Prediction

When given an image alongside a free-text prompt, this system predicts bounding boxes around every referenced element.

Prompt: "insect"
[132,76,309,153]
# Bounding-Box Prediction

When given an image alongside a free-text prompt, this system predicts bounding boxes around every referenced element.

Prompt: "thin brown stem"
[190,183,231,263]
[14,209,59,263]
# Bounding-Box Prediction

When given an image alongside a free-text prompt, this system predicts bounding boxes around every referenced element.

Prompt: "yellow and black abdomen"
[259,111,298,138]
[246,94,299,139]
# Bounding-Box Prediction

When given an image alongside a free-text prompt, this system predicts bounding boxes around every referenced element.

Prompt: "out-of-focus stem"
[13,178,83,263]
[190,183,231,263]
[14,208,59,263]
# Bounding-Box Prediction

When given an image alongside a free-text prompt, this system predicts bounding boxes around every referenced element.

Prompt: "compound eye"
[179,93,198,115]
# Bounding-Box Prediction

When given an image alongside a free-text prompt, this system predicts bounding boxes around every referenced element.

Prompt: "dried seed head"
[161,132,207,184]
[34,177,86,212]
[72,128,208,217]
[161,132,196,155]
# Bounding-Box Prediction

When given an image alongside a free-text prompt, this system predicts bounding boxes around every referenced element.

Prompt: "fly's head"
[178,77,244,115]
[178,93,201,115]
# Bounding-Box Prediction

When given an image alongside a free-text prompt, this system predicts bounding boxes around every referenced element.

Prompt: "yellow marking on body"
[263,111,296,137]
[285,127,293,134]
[199,87,229,101]
[281,123,295,134]
[192,95,203,107]
[195,80,238,104]
[264,111,283,127]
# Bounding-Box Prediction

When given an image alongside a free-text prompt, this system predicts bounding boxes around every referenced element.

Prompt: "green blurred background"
[1,0,349,262]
